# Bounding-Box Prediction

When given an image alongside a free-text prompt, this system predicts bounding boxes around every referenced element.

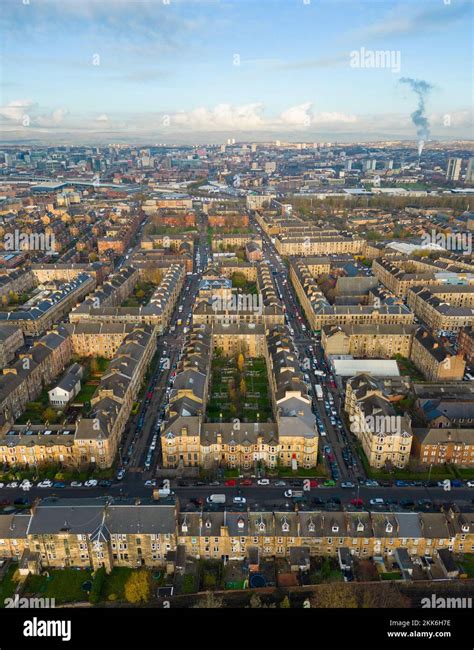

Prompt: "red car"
[351,498,364,508]
[225,479,236,487]
[146,392,153,400]
[239,479,252,486]
[309,479,318,488]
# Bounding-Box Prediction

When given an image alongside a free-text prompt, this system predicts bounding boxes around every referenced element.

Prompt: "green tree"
[280,596,290,608]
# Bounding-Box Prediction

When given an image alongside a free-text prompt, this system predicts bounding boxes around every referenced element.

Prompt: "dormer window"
[181,520,188,534]
[237,517,245,529]
[357,521,364,533]
[308,519,315,533]
[332,524,339,533]
[257,520,266,533]
[385,522,393,534]
[461,524,469,533]
[281,519,290,533]
[205,519,212,529]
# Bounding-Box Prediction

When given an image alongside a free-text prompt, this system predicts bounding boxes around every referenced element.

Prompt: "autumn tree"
[237,353,245,373]
[310,583,358,608]
[42,407,58,423]
[192,592,224,608]
[124,570,151,604]
[239,378,247,397]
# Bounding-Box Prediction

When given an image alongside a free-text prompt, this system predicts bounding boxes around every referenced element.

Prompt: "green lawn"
[207,356,273,423]
[101,567,133,601]
[24,569,92,604]
[0,564,18,606]
[74,382,98,404]
[460,555,474,578]
[454,467,474,480]
[381,571,402,581]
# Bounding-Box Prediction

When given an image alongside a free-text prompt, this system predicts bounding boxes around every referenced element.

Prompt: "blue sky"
[0,0,472,142]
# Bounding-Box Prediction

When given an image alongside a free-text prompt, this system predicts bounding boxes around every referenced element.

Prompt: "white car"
[37,480,53,488]
[6,482,18,489]
[70,481,83,488]
[84,479,98,487]
[257,479,270,485]
[369,498,385,506]
[144,480,157,487]
[233,496,246,504]
[466,481,474,488]
[20,479,32,488]
[0,483,4,489]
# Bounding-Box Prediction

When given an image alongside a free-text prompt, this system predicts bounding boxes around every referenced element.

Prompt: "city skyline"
[1,0,473,144]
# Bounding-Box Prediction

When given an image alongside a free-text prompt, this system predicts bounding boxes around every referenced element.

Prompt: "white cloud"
[279,102,313,127]
[0,99,36,122]
[172,103,265,131]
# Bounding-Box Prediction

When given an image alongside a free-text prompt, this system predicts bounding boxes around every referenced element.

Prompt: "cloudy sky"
[0,0,472,143]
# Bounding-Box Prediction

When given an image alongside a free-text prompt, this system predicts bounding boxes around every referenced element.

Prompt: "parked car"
[233,496,246,505]
[6,482,18,489]
[37,479,53,488]
[14,498,30,507]
[116,469,126,481]
[53,482,66,489]
[84,479,98,487]
[224,479,236,487]
[99,480,112,488]
[467,481,474,488]
[274,480,286,487]
[70,481,83,488]
[144,480,157,487]
[341,481,355,489]
[369,498,385,506]
[257,479,270,486]
[239,479,252,486]
[350,498,364,507]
